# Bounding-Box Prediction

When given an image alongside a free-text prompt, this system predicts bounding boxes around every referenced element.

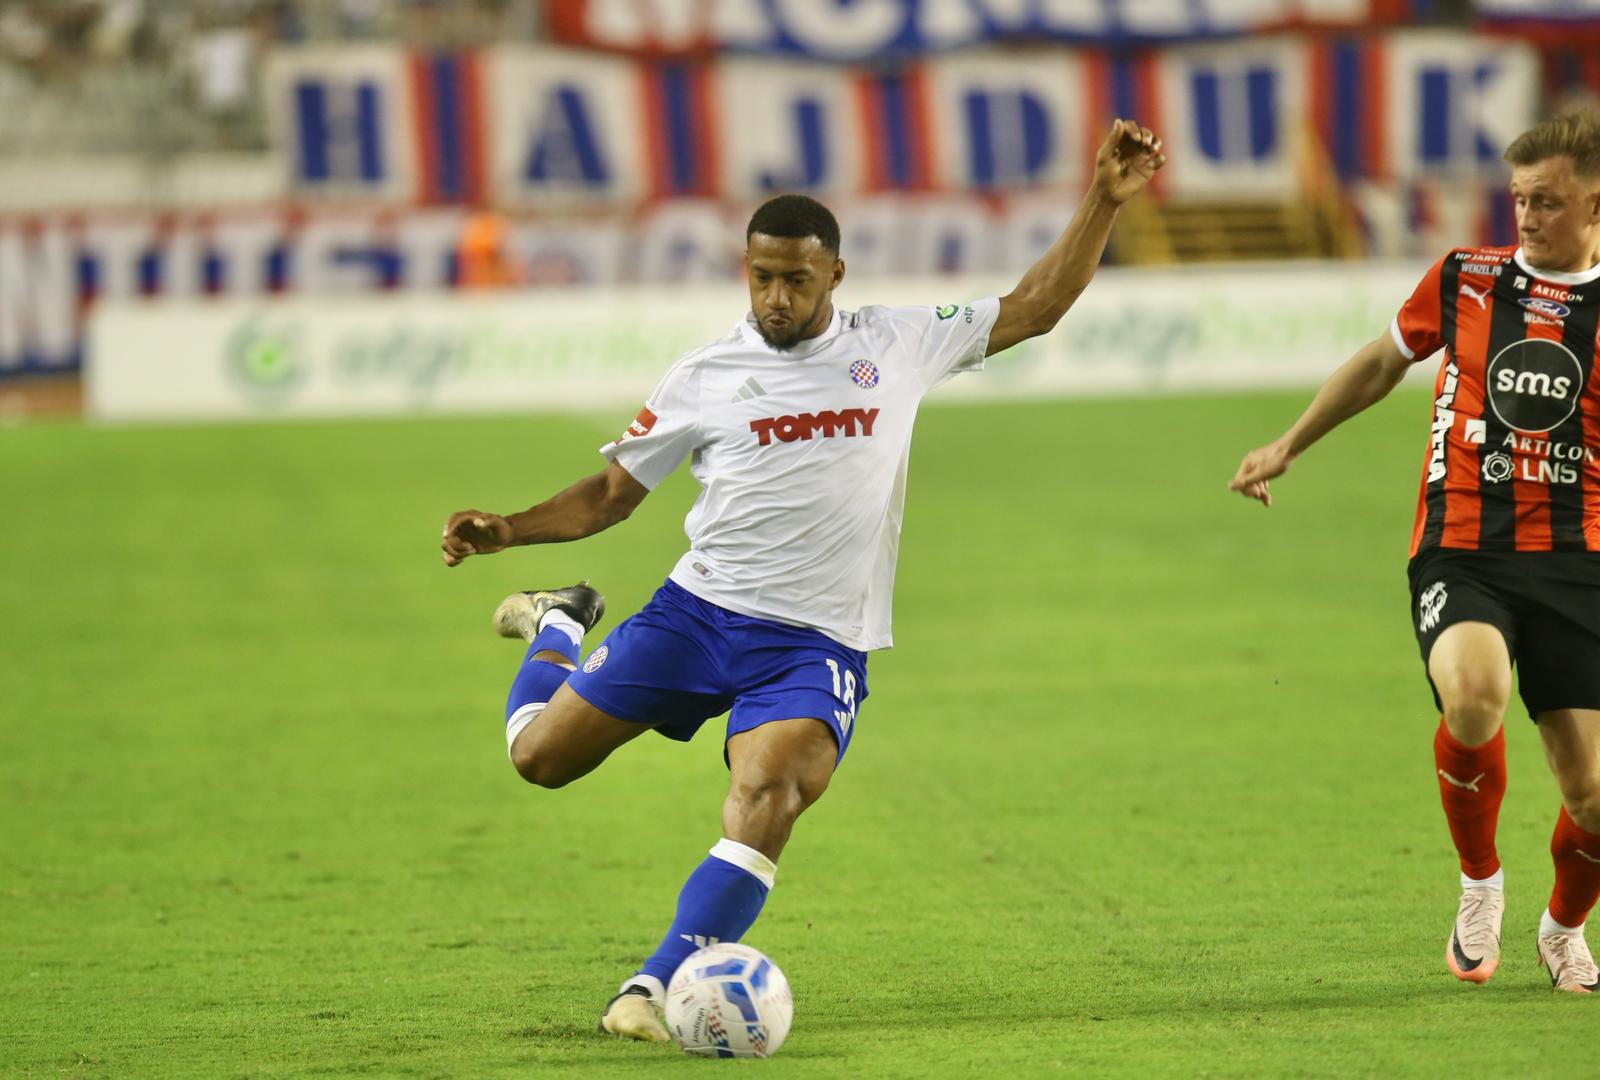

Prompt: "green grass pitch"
[2,391,1592,1078]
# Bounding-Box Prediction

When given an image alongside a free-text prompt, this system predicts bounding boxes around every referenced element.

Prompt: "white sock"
[1462,868,1504,891]
[505,702,544,754]
[709,837,778,889]
[537,609,584,648]
[1540,907,1584,937]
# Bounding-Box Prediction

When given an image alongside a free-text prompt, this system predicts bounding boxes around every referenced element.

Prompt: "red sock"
[1433,718,1507,879]
[1549,807,1600,928]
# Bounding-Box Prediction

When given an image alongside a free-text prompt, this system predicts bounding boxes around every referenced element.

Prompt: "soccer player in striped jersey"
[442,121,1165,1041]
[1231,107,1600,993]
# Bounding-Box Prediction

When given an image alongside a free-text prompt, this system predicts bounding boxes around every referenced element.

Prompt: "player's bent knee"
[1556,779,1600,829]
[508,737,577,789]
[728,776,810,829]
[1436,673,1510,734]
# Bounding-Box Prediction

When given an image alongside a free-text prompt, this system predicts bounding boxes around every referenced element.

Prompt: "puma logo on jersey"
[750,407,879,446]
[1459,283,1489,310]
[1438,769,1485,793]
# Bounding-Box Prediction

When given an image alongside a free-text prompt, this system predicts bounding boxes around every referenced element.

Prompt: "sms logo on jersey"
[1485,338,1584,433]
[614,406,657,444]
[849,359,879,388]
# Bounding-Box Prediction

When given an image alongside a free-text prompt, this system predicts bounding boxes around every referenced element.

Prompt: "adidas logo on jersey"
[750,408,879,446]
[731,377,767,403]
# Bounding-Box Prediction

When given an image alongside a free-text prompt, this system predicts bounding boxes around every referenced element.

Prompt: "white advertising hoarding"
[87,262,1432,424]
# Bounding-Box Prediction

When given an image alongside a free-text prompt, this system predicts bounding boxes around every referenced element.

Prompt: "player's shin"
[1547,806,1600,931]
[629,839,776,994]
[503,612,585,751]
[1433,718,1507,881]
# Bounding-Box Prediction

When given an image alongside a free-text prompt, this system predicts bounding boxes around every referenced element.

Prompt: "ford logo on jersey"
[1518,297,1572,319]
[849,360,879,388]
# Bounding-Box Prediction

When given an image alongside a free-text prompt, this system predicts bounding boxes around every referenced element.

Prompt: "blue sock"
[635,839,776,990]
[504,623,581,727]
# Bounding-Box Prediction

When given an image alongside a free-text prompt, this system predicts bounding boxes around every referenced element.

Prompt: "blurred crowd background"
[0,1,538,154]
[1,0,1598,386]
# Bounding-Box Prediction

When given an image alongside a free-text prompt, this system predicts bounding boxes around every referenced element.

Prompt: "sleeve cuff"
[1389,318,1416,361]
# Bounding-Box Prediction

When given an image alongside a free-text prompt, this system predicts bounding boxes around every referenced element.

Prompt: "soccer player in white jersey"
[441,120,1165,1042]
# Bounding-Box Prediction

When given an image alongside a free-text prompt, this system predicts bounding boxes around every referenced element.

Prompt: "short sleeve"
[1391,257,1447,363]
[599,356,703,490]
[883,298,1002,389]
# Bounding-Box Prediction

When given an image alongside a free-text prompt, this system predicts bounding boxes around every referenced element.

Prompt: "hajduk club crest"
[849,359,879,388]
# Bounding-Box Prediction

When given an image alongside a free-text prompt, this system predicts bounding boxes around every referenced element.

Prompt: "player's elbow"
[1014,285,1084,340]
[596,497,635,532]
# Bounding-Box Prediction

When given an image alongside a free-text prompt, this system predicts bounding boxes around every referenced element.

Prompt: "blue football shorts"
[564,579,868,763]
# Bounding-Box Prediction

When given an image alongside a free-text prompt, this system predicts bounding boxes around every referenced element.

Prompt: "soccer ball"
[663,943,793,1058]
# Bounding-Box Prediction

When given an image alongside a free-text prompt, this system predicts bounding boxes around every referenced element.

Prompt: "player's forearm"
[1280,339,1409,456]
[505,472,633,545]
[1006,188,1121,332]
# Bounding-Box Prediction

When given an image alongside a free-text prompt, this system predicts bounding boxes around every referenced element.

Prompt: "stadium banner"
[483,46,650,207]
[1155,39,1308,198]
[264,46,419,201]
[541,0,1406,58]
[88,262,1434,423]
[1473,0,1600,38]
[924,51,1089,192]
[259,32,1541,214]
[715,59,867,199]
[1384,33,1540,179]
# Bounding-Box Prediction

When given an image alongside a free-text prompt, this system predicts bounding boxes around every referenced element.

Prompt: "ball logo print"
[582,646,608,673]
[664,943,792,1058]
[849,359,879,388]
[1485,338,1584,434]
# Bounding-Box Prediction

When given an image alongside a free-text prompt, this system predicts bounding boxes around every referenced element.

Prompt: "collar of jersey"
[739,308,844,357]
[1513,247,1600,286]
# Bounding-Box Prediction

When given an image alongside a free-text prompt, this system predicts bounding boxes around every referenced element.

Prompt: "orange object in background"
[457,210,524,289]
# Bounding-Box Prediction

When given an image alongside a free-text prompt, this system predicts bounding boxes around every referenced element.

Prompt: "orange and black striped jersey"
[1393,246,1600,556]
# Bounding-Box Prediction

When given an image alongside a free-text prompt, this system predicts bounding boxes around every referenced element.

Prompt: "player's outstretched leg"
[600,718,834,1043]
[496,583,605,761]
[599,838,776,1043]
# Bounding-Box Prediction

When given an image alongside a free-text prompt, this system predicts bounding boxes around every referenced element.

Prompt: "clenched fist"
[441,510,513,567]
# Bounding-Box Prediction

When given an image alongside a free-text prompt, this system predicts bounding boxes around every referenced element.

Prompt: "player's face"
[1510,156,1600,274]
[745,234,845,350]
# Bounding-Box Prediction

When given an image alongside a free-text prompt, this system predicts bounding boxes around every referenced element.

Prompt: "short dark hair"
[746,194,840,256]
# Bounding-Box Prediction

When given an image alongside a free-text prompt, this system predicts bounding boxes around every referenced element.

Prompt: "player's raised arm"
[986,119,1166,357]
[1228,331,1414,507]
[440,460,648,567]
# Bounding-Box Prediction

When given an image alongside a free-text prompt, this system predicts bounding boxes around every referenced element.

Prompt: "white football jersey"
[601,298,1000,651]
